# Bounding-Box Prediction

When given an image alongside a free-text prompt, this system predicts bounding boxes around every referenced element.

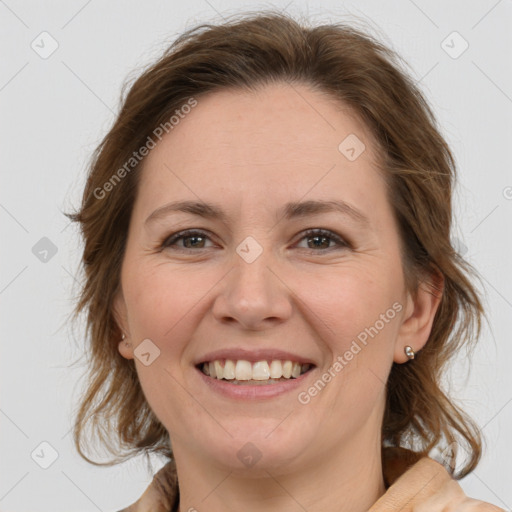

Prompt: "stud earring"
[404,345,415,360]
[121,333,131,347]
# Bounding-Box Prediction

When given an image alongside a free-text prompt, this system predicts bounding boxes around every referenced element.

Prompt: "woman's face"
[114,82,438,474]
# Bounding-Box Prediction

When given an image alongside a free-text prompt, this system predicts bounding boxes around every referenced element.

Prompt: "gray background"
[1,0,511,510]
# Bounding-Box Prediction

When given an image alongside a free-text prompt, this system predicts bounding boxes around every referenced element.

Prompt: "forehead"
[134,82,389,225]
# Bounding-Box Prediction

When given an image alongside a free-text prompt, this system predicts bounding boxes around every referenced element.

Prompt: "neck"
[173,428,386,512]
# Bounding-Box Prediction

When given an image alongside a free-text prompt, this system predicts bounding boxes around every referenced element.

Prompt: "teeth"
[223,359,236,379]
[252,361,270,380]
[269,360,282,379]
[235,360,252,380]
[200,359,312,381]
[291,362,301,378]
[214,360,223,379]
[282,360,292,378]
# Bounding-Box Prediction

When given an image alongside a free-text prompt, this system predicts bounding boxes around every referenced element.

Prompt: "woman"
[65,11,505,512]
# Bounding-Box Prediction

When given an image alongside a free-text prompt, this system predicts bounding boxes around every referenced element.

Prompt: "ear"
[394,267,444,363]
[112,288,134,360]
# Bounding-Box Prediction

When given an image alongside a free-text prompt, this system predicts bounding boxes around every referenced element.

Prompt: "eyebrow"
[144,199,371,227]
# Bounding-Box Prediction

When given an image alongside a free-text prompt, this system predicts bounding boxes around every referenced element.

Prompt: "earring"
[121,333,130,347]
[404,345,415,360]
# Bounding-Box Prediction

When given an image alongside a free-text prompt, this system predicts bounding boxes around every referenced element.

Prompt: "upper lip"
[194,348,317,366]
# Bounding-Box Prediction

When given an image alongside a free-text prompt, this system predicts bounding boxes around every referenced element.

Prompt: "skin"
[113,82,445,512]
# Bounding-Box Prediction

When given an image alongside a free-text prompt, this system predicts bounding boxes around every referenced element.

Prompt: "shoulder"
[410,475,506,512]
[376,447,506,511]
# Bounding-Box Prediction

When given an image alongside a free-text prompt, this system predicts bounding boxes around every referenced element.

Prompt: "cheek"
[297,264,399,346]
[125,265,195,421]
[297,266,401,408]
[125,264,204,345]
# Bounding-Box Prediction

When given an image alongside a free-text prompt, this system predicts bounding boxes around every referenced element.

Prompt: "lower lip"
[195,366,315,400]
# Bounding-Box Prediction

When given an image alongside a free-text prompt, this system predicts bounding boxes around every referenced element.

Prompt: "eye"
[160,228,350,252]
[296,228,350,251]
[161,230,214,250]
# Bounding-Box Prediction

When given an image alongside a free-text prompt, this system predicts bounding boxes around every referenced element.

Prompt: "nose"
[211,246,293,331]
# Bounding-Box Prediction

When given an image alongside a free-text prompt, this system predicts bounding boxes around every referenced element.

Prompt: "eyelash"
[160,228,350,253]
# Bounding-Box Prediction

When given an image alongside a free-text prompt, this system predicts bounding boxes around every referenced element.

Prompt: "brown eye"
[296,229,349,251]
[161,228,350,253]
[162,230,213,250]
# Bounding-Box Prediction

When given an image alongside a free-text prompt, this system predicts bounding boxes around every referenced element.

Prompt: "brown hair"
[65,10,487,479]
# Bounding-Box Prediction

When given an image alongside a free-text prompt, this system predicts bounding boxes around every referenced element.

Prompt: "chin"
[190,417,317,474]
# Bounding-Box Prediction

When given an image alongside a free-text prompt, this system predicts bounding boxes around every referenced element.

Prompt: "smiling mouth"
[197,359,314,385]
